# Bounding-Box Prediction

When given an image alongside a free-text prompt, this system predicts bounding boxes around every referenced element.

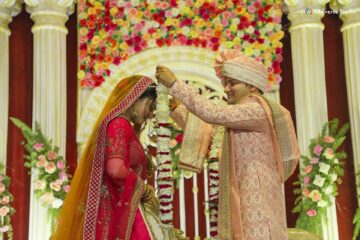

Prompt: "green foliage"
[353,167,360,240]
[0,163,15,240]
[292,119,349,235]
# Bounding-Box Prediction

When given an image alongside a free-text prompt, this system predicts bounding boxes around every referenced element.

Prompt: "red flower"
[79,19,87,26]
[176,133,183,143]
[113,57,120,65]
[181,17,192,27]
[170,0,177,7]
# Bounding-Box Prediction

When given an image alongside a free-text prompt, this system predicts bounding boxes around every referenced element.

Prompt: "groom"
[156,50,300,240]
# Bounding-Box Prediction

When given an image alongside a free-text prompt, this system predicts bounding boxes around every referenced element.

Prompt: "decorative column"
[284,0,338,239]
[0,0,21,170]
[331,0,360,205]
[24,0,74,238]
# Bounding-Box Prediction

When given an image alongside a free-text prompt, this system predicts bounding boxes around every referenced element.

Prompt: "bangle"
[170,79,177,87]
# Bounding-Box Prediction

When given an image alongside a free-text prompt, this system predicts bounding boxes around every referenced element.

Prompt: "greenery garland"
[353,167,360,240]
[0,164,15,240]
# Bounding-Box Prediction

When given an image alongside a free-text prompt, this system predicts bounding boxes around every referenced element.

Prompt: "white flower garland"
[155,84,174,224]
[208,126,224,238]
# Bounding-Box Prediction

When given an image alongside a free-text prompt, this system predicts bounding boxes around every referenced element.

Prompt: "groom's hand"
[155,65,178,88]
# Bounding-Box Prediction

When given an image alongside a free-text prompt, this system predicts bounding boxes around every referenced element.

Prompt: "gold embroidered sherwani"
[169,81,300,240]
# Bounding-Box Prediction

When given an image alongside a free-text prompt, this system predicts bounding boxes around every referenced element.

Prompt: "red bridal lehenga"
[51,76,184,240]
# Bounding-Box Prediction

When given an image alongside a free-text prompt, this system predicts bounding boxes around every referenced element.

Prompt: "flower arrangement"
[292,119,349,235]
[155,85,174,225]
[353,166,360,240]
[78,0,284,89]
[167,119,183,187]
[207,126,224,239]
[0,164,15,240]
[10,118,72,228]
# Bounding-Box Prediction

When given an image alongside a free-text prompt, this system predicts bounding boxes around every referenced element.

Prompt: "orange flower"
[105,55,114,63]
[214,30,222,38]
[87,21,96,30]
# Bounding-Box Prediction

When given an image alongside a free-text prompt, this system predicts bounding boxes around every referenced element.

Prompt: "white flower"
[324,185,333,195]
[130,0,140,6]
[50,180,62,192]
[319,162,331,175]
[52,198,64,209]
[330,173,338,183]
[0,206,10,217]
[0,183,5,193]
[171,8,180,17]
[333,158,339,164]
[182,26,190,35]
[1,196,9,204]
[246,26,255,34]
[231,18,240,25]
[313,175,326,187]
[34,180,46,191]
[317,200,328,207]
[40,192,54,206]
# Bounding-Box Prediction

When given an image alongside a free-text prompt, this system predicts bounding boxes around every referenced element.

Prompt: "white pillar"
[24,0,74,238]
[285,0,338,239]
[331,0,360,205]
[0,0,21,170]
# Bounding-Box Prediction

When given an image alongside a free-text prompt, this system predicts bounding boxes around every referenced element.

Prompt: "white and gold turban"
[214,49,268,92]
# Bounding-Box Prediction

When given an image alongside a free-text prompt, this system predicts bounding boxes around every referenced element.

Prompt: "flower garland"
[10,118,72,228]
[207,126,224,238]
[292,119,349,235]
[167,119,183,187]
[78,0,284,89]
[155,85,174,225]
[0,164,15,240]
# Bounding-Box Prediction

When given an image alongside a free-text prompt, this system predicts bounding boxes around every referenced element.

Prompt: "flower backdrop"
[78,0,284,90]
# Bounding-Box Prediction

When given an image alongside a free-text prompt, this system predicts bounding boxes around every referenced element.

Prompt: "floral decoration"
[155,84,174,225]
[78,0,284,90]
[292,119,349,235]
[353,166,360,240]
[167,119,183,187]
[0,164,15,240]
[10,118,72,228]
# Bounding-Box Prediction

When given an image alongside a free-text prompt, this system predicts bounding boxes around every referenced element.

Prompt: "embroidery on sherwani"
[83,77,153,240]
[218,128,232,239]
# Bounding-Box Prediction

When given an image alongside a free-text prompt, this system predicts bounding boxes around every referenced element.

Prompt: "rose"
[40,192,54,206]
[36,155,47,168]
[323,148,335,160]
[306,209,317,217]
[304,165,313,174]
[33,143,44,151]
[63,185,70,193]
[0,206,10,217]
[52,198,64,209]
[313,145,323,156]
[1,196,9,204]
[175,133,183,143]
[333,158,339,164]
[59,171,68,182]
[309,189,322,202]
[57,160,65,170]
[310,157,319,164]
[302,188,310,197]
[169,139,178,148]
[313,175,326,187]
[319,162,330,175]
[47,151,58,160]
[323,136,335,143]
[303,176,310,185]
[50,180,62,192]
[330,173,337,183]
[0,183,5,193]
[34,180,46,191]
[45,162,57,174]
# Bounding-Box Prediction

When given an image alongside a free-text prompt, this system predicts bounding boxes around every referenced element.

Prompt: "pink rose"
[63,185,70,193]
[33,143,44,151]
[302,188,310,197]
[59,171,68,182]
[313,145,323,156]
[57,160,65,170]
[1,196,9,204]
[0,183,5,193]
[36,155,47,168]
[45,162,56,174]
[306,209,317,217]
[304,165,313,174]
[310,157,319,164]
[0,225,9,233]
[324,136,335,143]
[303,176,310,185]
[176,133,183,143]
[0,206,9,217]
[47,151,58,160]
[248,5,256,13]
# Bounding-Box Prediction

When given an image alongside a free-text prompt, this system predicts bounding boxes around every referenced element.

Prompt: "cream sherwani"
[169,80,300,240]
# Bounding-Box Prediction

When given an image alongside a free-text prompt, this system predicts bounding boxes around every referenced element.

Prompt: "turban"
[214,49,268,92]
